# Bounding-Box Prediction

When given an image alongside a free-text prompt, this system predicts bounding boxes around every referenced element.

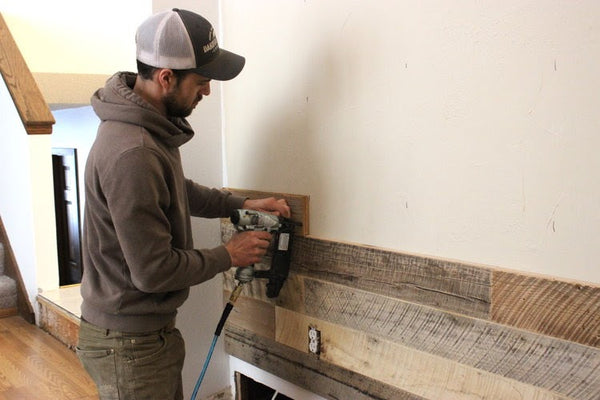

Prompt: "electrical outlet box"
[308,326,321,356]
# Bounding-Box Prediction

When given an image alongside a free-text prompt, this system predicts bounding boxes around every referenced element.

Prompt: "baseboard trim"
[0,307,17,318]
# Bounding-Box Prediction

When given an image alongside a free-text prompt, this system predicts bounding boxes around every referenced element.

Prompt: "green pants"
[76,318,185,400]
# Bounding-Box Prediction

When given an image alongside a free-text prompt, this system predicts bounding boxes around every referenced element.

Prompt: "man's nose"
[201,83,211,96]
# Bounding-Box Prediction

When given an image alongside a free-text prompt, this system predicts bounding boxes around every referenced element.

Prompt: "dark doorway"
[52,148,82,286]
[235,372,293,400]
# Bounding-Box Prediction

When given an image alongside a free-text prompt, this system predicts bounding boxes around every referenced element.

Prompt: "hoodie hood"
[91,72,194,148]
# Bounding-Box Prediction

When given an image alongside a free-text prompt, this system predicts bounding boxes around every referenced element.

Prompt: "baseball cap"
[136,8,245,81]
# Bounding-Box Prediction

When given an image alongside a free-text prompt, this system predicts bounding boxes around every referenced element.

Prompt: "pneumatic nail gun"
[230,209,295,298]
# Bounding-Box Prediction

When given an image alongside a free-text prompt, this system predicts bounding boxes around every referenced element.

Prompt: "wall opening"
[235,372,293,400]
[51,147,82,286]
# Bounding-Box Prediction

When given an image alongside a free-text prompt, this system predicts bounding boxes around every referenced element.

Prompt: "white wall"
[0,77,59,303]
[222,0,600,285]
[0,0,149,74]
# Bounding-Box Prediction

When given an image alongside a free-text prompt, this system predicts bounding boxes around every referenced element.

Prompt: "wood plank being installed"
[223,188,309,236]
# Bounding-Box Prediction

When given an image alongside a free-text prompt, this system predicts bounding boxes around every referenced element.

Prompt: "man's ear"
[156,69,175,91]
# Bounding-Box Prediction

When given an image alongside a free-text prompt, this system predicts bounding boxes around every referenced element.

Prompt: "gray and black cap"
[136,8,245,81]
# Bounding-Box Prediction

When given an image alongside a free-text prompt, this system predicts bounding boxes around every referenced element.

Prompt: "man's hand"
[225,230,272,267]
[243,197,291,219]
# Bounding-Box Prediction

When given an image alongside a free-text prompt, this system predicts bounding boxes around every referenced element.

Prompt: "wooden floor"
[0,316,97,400]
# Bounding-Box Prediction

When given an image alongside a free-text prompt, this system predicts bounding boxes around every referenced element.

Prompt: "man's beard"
[163,91,198,118]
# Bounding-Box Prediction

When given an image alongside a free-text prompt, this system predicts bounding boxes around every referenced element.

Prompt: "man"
[76,8,290,400]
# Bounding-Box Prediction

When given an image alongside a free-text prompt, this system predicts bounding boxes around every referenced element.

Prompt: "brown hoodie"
[80,72,244,332]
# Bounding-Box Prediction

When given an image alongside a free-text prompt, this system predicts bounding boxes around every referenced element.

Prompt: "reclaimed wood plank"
[225,325,424,400]
[224,290,275,340]
[223,188,309,236]
[275,307,570,400]
[291,278,600,400]
[492,270,600,348]
[292,236,491,318]
[221,222,490,318]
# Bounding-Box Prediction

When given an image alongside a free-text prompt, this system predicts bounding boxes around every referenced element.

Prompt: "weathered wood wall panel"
[225,290,275,340]
[492,271,600,348]
[275,307,569,400]
[221,190,600,399]
[293,278,600,399]
[293,237,491,319]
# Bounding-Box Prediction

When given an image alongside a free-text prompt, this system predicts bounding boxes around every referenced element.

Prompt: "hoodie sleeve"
[185,180,246,218]
[102,147,229,293]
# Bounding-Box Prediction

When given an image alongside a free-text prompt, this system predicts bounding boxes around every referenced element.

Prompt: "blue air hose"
[191,283,244,400]
[190,333,218,400]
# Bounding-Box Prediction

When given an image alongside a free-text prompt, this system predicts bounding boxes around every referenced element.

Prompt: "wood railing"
[0,13,54,134]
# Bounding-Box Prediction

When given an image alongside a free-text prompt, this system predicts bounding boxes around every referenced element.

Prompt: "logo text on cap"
[203,28,218,54]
